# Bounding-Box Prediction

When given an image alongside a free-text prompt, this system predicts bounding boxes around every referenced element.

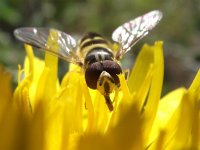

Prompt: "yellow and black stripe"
[78,32,112,59]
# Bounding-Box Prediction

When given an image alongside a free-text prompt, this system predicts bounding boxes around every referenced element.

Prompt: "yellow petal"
[189,69,200,94]
[44,99,70,150]
[24,44,34,81]
[0,65,12,103]
[0,66,13,133]
[60,69,85,132]
[77,104,143,150]
[149,69,200,149]
[166,91,195,149]
[188,69,200,149]
[107,103,144,150]
[23,45,45,110]
[13,70,32,114]
[39,29,59,102]
[128,42,164,116]
[76,133,110,150]
[142,42,164,141]
[0,104,21,150]
[134,64,154,110]
[34,67,50,104]
[148,88,186,149]
[128,43,154,94]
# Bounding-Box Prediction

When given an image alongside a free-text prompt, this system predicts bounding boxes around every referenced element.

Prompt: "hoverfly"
[14,10,162,111]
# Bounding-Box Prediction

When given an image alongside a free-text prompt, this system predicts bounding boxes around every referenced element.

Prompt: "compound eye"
[85,60,122,90]
[85,62,103,89]
[102,60,122,86]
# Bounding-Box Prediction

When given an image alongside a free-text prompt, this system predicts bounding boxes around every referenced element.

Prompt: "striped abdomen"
[79,32,114,67]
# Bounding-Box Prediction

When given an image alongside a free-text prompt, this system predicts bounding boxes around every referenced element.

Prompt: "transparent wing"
[112,10,163,60]
[14,27,83,66]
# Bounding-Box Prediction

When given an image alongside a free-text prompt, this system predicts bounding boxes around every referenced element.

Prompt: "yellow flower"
[0,40,199,150]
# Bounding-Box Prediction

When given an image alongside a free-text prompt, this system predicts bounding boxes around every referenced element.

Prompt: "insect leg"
[123,69,129,80]
[104,95,114,111]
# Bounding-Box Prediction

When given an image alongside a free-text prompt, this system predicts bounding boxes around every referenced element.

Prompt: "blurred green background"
[0,0,200,94]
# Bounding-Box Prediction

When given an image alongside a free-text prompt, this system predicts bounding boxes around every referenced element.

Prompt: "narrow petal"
[23,45,45,110]
[13,76,32,114]
[128,44,154,94]
[142,42,164,141]
[189,69,200,93]
[60,69,85,133]
[24,44,34,81]
[36,30,58,104]
[134,64,154,110]
[148,88,186,149]
[44,99,70,150]
[188,70,200,149]
[166,91,195,149]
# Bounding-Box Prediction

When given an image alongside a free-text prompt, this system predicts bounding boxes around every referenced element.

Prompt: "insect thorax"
[84,47,114,66]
